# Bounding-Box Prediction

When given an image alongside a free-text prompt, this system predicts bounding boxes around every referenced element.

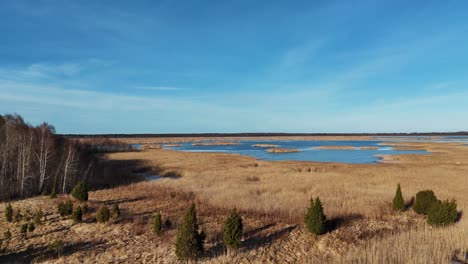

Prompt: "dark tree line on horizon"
[64,132,468,138]
[0,114,96,201]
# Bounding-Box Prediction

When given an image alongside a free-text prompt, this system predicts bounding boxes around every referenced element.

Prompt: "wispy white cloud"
[0,62,82,80]
[135,86,186,91]
[0,58,116,82]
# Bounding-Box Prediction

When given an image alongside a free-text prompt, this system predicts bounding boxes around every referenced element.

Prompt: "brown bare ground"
[265,148,300,153]
[192,141,240,146]
[315,146,357,150]
[1,138,467,263]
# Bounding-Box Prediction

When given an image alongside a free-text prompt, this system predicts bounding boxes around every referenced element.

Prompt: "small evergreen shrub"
[34,209,44,225]
[304,197,327,235]
[413,190,438,215]
[112,203,120,218]
[392,184,405,211]
[24,211,31,222]
[3,229,11,241]
[5,204,13,222]
[50,189,57,199]
[175,204,205,260]
[14,209,23,222]
[165,218,172,229]
[20,223,28,238]
[223,208,243,251]
[49,240,64,258]
[72,206,83,223]
[28,222,35,233]
[96,206,110,223]
[58,200,73,217]
[70,182,88,202]
[153,212,162,235]
[427,199,458,226]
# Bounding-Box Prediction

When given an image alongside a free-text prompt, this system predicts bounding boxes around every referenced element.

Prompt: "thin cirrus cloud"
[135,86,186,91]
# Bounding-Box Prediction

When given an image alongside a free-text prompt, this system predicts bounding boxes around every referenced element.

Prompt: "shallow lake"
[162,140,429,164]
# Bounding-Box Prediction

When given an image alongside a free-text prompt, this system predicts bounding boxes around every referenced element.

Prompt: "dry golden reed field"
[1,136,467,263]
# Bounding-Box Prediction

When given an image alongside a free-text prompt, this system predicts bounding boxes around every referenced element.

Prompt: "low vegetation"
[72,206,83,223]
[49,240,64,258]
[33,209,44,225]
[153,212,162,235]
[71,182,89,202]
[175,204,205,260]
[304,197,327,235]
[112,203,121,218]
[413,190,438,215]
[4,204,12,223]
[223,208,243,251]
[392,183,405,211]
[96,206,110,223]
[427,199,458,226]
[58,200,73,217]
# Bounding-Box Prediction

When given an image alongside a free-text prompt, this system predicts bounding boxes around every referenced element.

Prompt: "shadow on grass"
[101,196,147,206]
[244,223,275,237]
[28,226,68,239]
[456,211,463,223]
[0,240,108,264]
[326,213,364,232]
[405,197,415,210]
[242,225,297,250]
[205,224,297,259]
[90,159,150,190]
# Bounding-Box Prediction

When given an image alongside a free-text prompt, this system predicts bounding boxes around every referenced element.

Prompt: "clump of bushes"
[153,212,162,235]
[49,240,64,258]
[170,192,176,199]
[20,223,28,238]
[14,209,23,222]
[407,188,459,227]
[304,197,327,235]
[428,200,458,226]
[175,204,205,260]
[392,184,405,211]
[28,222,35,233]
[112,203,120,218]
[58,200,74,217]
[4,229,11,241]
[2,230,11,250]
[72,206,83,223]
[5,204,13,222]
[223,208,243,251]
[96,206,110,223]
[50,189,57,199]
[413,190,438,215]
[34,209,44,225]
[71,182,88,202]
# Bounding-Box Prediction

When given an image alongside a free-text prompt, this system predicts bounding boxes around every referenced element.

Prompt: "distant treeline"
[0,114,136,201]
[78,138,134,153]
[64,132,468,138]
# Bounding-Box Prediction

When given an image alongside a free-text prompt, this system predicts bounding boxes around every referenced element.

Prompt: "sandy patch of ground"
[265,148,300,153]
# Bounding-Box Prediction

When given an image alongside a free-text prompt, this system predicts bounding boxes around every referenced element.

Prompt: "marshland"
[0,117,467,263]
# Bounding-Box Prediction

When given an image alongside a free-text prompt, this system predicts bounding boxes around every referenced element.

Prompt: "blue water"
[163,140,428,164]
[374,135,468,143]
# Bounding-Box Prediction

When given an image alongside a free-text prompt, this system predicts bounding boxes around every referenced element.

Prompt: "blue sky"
[1,0,468,134]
